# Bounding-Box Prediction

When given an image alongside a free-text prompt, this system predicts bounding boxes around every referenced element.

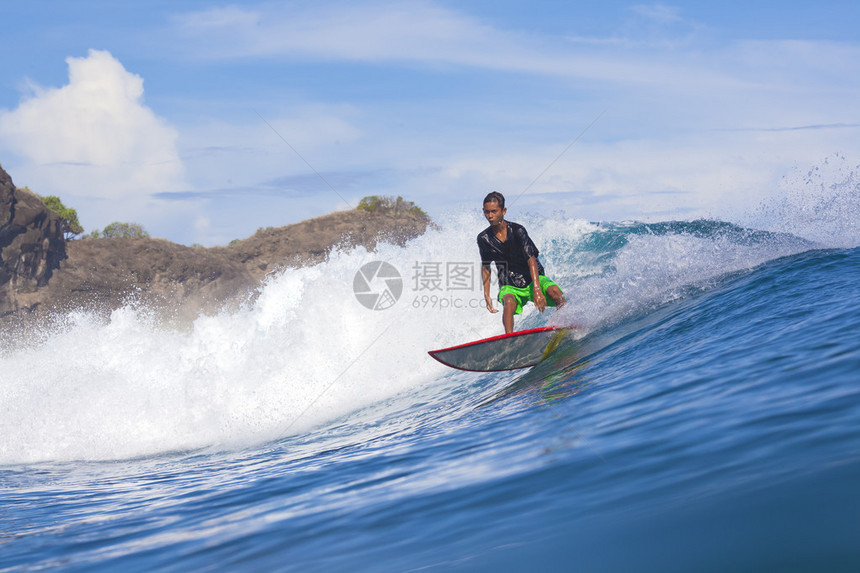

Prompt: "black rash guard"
[477,221,544,289]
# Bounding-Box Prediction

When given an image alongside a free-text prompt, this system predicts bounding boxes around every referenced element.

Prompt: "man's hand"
[534,290,547,312]
[485,297,499,313]
[527,256,546,312]
[481,265,498,313]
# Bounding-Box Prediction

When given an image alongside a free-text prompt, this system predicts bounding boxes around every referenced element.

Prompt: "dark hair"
[483,191,505,209]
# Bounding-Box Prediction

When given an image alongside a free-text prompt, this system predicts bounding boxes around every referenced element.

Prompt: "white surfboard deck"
[428,326,568,372]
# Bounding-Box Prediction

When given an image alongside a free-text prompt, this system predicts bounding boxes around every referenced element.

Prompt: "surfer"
[478,191,566,333]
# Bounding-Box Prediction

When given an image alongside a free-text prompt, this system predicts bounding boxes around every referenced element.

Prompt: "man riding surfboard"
[478,191,566,333]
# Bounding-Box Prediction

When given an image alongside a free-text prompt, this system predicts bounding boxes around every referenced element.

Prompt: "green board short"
[498,275,562,315]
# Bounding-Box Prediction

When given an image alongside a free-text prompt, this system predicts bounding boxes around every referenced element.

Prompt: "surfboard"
[428,326,567,372]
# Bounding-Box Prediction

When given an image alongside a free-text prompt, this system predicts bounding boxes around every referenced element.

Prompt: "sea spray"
[748,153,860,248]
[0,210,822,464]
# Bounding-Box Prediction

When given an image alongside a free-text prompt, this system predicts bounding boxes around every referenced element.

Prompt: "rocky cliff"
[0,168,66,316]
[0,164,430,324]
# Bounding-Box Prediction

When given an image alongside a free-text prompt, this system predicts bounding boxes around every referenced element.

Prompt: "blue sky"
[0,0,858,245]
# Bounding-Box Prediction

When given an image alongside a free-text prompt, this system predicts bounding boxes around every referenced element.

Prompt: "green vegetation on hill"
[356,195,428,219]
[33,191,83,239]
[85,222,151,239]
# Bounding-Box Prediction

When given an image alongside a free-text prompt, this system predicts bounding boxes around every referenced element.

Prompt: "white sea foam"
[555,228,809,333]
[0,211,546,463]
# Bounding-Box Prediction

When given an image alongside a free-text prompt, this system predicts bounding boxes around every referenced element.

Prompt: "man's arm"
[528,256,546,312]
[482,264,498,313]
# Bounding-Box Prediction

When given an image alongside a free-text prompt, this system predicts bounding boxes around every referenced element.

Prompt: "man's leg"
[502,293,517,334]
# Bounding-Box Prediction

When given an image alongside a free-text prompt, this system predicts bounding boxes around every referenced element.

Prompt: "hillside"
[0,164,430,324]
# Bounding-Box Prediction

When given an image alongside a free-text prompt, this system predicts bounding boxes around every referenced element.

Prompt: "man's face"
[483,201,506,225]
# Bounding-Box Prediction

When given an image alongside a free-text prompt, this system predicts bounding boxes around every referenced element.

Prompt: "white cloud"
[175,2,498,62]
[173,1,675,86]
[630,4,684,25]
[0,49,185,218]
[171,2,860,117]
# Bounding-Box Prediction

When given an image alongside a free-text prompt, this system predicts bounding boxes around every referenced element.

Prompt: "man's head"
[482,191,506,226]
[483,191,505,210]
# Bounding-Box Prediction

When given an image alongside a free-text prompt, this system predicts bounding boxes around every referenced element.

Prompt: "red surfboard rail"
[428,326,567,372]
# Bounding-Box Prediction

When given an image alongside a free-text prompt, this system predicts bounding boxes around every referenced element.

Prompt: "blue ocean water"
[2,185,859,571]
